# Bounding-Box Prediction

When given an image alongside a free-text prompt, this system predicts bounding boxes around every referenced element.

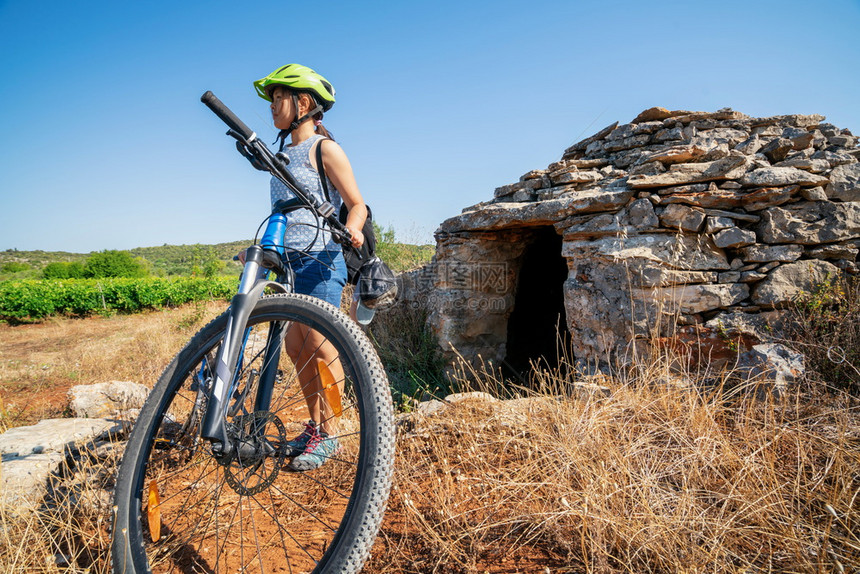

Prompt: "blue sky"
[1,0,858,252]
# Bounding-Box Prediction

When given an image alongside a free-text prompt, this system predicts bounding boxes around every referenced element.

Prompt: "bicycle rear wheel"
[111,294,394,574]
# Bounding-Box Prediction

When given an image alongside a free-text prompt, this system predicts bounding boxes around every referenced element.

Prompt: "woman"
[254,63,367,471]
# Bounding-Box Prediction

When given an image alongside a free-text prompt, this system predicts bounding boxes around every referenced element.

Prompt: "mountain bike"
[110,92,395,574]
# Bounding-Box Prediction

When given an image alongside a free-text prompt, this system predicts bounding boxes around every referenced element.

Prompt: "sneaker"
[285,420,318,457]
[288,432,342,472]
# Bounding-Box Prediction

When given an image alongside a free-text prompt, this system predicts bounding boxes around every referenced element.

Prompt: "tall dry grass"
[0,303,224,572]
[0,439,122,573]
[367,357,860,573]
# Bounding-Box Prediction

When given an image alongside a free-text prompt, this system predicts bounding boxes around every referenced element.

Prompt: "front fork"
[199,245,289,458]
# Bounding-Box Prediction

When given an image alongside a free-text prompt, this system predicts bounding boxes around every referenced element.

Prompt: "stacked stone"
[435,107,860,364]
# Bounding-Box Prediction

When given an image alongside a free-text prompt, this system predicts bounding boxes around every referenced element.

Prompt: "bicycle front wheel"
[111,294,395,574]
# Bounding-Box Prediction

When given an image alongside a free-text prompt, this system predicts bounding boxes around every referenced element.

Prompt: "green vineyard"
[0,277,237,321]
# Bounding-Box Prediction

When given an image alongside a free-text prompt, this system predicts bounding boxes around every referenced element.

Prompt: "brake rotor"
[222,411,287,496]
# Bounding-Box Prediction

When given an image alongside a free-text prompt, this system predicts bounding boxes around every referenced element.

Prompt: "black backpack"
[315,138,377,285]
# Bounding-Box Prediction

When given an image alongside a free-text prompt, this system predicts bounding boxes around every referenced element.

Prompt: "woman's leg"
[285,250,348,436]
[284,322,345,436]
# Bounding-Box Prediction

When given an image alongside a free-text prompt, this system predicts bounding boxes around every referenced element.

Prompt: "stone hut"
[411,107,860,372]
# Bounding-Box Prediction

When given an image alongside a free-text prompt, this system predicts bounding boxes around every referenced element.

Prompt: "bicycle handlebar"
[201,91,256,142]
[201,90,357,251]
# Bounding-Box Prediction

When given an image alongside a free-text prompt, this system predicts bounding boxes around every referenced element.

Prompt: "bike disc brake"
[221,411,287,496]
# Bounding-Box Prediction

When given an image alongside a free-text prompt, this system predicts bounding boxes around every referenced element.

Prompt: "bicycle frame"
[198,244,288,455]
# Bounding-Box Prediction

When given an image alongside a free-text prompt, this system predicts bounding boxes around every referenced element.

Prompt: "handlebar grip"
[201,91,255,141]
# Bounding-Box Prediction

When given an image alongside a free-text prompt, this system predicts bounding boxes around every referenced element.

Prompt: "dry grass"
[365,359,860,573]
[1,308,859,573]
[0,438,123,573]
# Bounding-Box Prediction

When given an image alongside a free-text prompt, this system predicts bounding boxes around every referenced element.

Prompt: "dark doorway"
[503,227,570,378]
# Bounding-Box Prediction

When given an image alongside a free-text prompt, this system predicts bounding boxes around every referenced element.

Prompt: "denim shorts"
[286,250,347,308]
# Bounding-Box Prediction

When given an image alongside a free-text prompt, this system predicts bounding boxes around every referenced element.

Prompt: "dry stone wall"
[428,107,860,367]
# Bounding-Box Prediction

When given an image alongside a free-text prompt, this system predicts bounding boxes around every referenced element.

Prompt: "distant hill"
[0,241,250,280]
[1,235,434,281]
[129,240,251,276]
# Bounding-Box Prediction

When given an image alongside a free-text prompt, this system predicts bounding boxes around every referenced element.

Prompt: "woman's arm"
[317,139,367,249]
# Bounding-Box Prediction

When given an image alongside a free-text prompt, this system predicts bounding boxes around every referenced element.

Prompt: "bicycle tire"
[111,294,394,574]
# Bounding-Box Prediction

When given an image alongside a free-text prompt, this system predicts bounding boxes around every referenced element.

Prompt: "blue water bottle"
[260,213,287,260]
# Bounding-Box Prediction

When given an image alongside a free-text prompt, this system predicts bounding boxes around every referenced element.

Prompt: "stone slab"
[627,155,748,189]
[738,244,803,263]
[632,269,719,287]
[0,418,124,512]
[740,167,829,188]
[634,283,749,314]
[757,201,860,244]
[0,451,67,510]
[713,227,756,249]
[738,343,805,396]
[825,163,860,202]
[68,381,150,420]
[636,144,707,165]
[0,418,123,457]
[751,260,841,307]
[439,188,635,233]
[659,204,705,232]
[563,233,730,271]
[550,169,604,186]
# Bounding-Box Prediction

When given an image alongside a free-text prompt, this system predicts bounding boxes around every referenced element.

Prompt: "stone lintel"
[438,188,635,233]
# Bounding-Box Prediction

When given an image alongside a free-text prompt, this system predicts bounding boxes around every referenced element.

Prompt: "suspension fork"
[200,245,288,457]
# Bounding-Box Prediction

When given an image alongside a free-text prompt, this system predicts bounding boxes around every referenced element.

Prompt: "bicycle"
[110,92,395,574]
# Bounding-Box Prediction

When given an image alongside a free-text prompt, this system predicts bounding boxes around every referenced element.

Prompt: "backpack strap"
[315,138,377,264]
[314,137,332,203]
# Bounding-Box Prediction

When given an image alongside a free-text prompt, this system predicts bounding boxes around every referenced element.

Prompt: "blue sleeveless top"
[270,133,343,253]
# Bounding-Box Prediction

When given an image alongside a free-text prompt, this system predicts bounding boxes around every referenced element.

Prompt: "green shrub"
[787,274,860,393]
[202,258,226,278]
[42,261,85,279]
[1,262,30,274]
[84,250,149,278]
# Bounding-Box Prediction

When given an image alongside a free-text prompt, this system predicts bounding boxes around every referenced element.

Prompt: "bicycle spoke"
[248,492,267,574]
[151,457,220,511]
[153,466,224,569]
[266,480,339,533]
[200,469,225,573]
[248,488,323,566]
[213,488,244,569]
[263,481,297,574]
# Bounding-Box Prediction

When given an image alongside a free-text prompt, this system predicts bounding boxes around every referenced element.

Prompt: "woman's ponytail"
[315,121,334,141]
[313,107,334,141]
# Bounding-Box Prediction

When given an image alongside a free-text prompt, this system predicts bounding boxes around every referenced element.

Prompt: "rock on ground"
[0,418,124,512]
[68,381,150,420]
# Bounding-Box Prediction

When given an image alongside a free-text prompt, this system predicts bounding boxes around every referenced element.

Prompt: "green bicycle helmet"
[253,64,336,111]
